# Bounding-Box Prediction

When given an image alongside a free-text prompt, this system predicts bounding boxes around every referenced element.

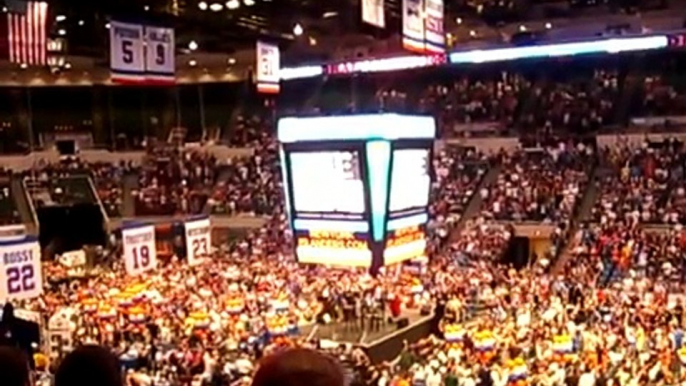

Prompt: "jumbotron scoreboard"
[277,114,436,271]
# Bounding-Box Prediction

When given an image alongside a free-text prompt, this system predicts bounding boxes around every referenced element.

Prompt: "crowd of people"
[482,143,592,224]
[3,52,686,386]
[592,139,685,225]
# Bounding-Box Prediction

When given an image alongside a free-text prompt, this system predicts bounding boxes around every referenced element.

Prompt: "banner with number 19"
[122,224,157,276]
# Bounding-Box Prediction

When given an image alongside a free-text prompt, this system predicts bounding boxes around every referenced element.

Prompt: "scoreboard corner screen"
[277,113,436,269]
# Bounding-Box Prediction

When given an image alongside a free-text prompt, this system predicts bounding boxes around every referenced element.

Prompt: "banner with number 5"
[122,224,157,276]
[185,217,211,266]
[0,237,43,302]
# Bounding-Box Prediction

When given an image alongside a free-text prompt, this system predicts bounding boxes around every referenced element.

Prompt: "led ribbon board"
[278,35,669,81]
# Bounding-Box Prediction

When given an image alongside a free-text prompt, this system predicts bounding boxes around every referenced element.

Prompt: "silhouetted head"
[252,348,345,386]
[55,345,122,386]
[1,303,14,323]
[0,346,30,386]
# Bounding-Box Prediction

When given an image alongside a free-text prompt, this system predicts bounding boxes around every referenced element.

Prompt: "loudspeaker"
[396,317,409,329]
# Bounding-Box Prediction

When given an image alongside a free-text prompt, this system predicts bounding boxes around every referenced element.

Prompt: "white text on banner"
[362,0,385,28]
[423,0,445,53]
[256,41,280,94]
[403,0,426,53]
[144,26,175,83]
[185,218,211,266]
[122,225,157,276]
[0,238,42,302]
[109,21,146,83]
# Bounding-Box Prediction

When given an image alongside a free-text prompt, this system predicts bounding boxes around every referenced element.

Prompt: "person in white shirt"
[578,368,596,386]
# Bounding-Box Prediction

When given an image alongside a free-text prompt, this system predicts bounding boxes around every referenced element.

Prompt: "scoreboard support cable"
[277,113,436,272]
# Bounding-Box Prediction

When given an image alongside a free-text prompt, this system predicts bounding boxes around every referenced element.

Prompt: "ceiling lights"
[244,0,255,5]
[188,40,198,50]
[226,0,240,9]
[293,23,303,36]
[209,2,223,11]
[198,1,208,10]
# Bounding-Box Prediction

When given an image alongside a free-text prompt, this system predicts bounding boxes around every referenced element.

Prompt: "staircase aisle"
[11,175,36,234]
[447,162,502,244]
[121,173,139,218]
[551,165,601,274]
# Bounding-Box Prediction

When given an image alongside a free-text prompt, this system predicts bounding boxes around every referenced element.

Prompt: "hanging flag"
[109,21,146,83]
[423,0,445,53]
[6,0,48,66]
[402,0,425,53]
[256,41,280,94]
[110,21,175,84]
[362,0,385,28]
[144,26,175,84]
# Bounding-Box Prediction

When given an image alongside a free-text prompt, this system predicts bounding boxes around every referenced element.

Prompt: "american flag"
[6,0,48,66]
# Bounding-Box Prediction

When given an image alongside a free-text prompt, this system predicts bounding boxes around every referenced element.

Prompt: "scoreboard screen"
[290,151,365,215]
[388,148,431,213]
[384,216,428,265]
[278,114,436,270]
[294,227,372,267]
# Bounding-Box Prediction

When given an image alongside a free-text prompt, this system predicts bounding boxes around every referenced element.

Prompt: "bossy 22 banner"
[0,237,43,301]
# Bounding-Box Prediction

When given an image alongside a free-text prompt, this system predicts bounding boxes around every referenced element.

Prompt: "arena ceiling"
[1,0,677,80]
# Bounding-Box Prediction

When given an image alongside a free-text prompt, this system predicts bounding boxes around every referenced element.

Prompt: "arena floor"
[301,309,430,345]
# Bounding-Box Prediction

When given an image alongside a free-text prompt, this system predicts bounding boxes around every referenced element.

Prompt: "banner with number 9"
[122,224,157,276]
[0,237,42,302]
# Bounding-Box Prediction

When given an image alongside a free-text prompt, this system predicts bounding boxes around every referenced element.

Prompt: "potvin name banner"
[110,20,175,84]
[402,0,445,54]
[256,41,280,94]
[0,237,43,302]
[185,217,211,266]
[122,224,158,276]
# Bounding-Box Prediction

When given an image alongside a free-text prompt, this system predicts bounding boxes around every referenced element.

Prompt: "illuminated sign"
[279,114,437,270]
[449,35,668,64]
[326,55,446,75]
[295,229,372,267]
[383,225,427,265]
[278,114,436,142]
[279,66,324,80]
[278,36,669,83]
[389,149,430,213]
[290,151,365,215]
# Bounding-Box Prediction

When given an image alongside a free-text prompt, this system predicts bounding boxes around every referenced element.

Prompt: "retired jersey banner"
[185,217,211,266]
[0,236,42,302]
[256,41,280,94]
[109,21,146,83]
[144,26,175,83]
[423,0,445,53]
[122,224,157,276]
[110,21,175,84]
[402,0,425,53]
[362,0,385,28]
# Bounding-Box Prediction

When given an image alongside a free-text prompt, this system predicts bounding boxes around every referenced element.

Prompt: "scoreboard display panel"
[278,114,436,270]
[388,148,431,214]
[294,226,372,267]
[383,215,429,265]
[289,151,365,215]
